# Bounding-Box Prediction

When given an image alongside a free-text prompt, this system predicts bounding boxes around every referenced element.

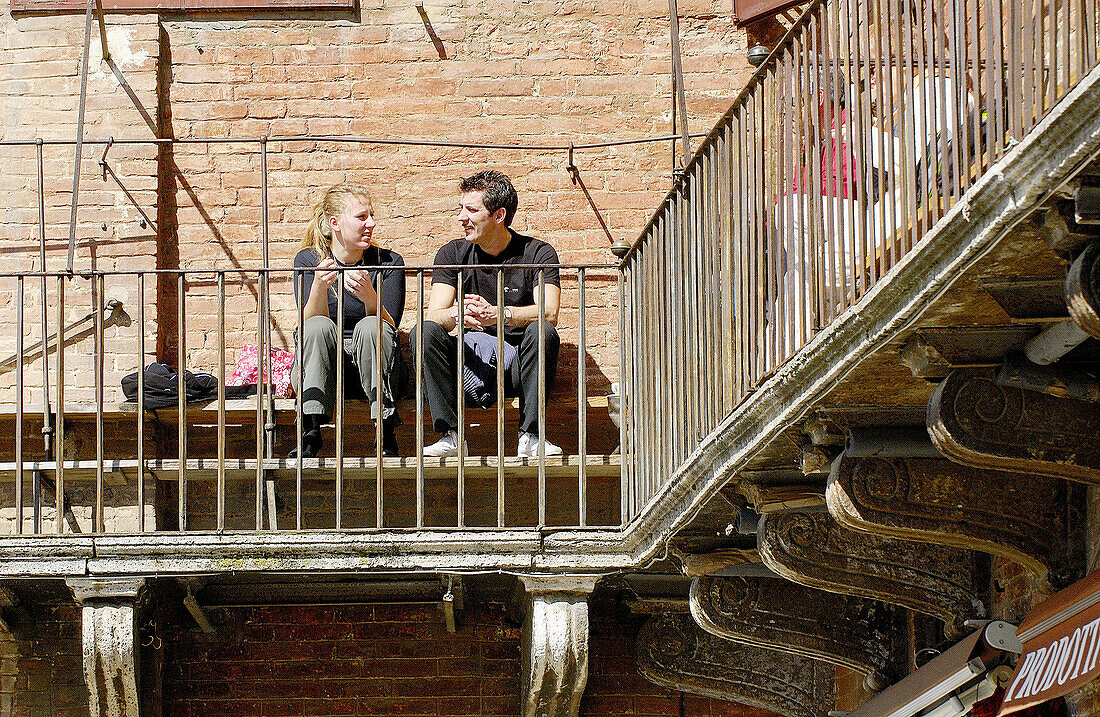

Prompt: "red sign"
[1000,572,1100,716]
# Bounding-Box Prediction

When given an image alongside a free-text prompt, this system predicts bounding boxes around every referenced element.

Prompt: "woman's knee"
[301,315,338,342]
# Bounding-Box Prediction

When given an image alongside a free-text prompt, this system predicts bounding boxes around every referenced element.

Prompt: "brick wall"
[1,601,87,717]
[162,597,776,717]
[0,0,755,410]
[0,11,161,408]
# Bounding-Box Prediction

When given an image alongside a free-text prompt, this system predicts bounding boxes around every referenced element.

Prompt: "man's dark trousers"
[411,321,560,436]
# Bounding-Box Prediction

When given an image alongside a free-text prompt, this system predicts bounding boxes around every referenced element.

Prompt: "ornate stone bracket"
[518,575,599,717]
[636,612,835,717]
[928,368,1100,484]
[1067,240,1100,337]
[67,578,146,717]
[758,511,986,638]
[826,454,1085,589]
[690,575,908,692]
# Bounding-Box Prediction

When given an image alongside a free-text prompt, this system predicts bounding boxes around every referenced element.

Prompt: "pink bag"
[227,344,295,398]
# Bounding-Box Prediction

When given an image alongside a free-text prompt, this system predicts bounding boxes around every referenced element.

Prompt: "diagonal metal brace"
[99,138,158,232]
[566,143,628,255]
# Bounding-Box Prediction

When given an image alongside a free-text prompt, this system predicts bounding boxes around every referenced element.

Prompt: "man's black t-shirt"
[432,230,560,345]
[294,246,406,336]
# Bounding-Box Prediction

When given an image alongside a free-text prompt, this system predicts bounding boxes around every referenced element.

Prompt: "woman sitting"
[292,183,406,457]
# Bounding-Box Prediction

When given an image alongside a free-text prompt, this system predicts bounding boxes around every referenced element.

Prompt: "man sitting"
[412,169,562,458]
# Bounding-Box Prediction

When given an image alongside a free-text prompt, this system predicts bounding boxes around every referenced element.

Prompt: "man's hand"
[462,294,500,329]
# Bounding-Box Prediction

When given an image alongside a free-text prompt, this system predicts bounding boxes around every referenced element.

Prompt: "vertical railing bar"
[774,56,790,359]
[577,268,587,528]
[415,271,425,528]
[989,0,1004,164]
[1007,0,1020,144]
[657,212,670,492]
[805,16,823,330]
[673,181,686,464]
[55,276,65,535]
[763,63,778,369]
[901,0,919,255]
[537,270,547,526]
[178,272,187,532]
[952,0,969,197]
[456,270,465,528]
[335,270,345,529]
[630,254,642,517]
[94,273,104,533]
[496,270,505,528]
[859,0,876,291]
[36,140,49,536]
[1061,0,1071,99]
[217,272,226,532]
[788,38,805,349]
[914,0,932,235]
[136,273,145,533]
[295,268,304,531]
[617,267,628,526]
[704,147,718,429]
[751,91,765,383]
[851,0,873,292]
[734,110,748,395]
[375,270,384,529]
[879,0,900,269]
[820,10,841,318]
[839,0,860,303]
[254,271,264,530]
[930,0,955,207]
[720,126,736,411]
[642,232,654,504]
[697,159,710,430]
[968,0,982,178]
[1035,0,1045,123]
[15,276,24,535]
[925,0,945,223]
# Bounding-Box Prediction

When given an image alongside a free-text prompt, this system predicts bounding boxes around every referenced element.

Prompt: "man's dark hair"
[460,170,519,227]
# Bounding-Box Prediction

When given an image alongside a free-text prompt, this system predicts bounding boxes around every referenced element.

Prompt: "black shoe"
[381,417,400,457]
[289,414,324,459]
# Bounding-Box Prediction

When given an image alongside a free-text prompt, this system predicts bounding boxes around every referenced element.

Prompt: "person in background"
[292,183,405,457]
[412,169,562,458]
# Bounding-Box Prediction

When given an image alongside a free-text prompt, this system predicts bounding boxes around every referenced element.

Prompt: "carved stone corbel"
[67,578,146,717]
[826,454,1085,589]
[928,368,1100,483]
[1067,241,1100,338]
[636,612,835,717]
[690,575,908,692]
[518,575,599,717]
[758,511,986,638]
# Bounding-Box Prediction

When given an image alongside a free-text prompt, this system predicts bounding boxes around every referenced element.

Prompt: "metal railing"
[619,0,1100,519]
[0,265,622,534]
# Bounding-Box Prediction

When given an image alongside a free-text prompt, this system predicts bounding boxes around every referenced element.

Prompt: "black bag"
[121,363,218,409]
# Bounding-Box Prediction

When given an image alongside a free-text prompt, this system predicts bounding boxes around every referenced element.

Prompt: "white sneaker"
[518,432,563,458]
[423,430,465,458]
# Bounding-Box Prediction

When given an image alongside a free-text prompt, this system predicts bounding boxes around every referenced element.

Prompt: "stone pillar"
[518,575,599,717]
[66,578,145,717]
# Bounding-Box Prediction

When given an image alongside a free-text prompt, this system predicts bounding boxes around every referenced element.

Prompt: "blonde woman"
[292,183,405,457]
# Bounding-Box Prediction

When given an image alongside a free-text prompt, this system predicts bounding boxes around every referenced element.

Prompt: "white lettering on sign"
[1005,616,1100,705]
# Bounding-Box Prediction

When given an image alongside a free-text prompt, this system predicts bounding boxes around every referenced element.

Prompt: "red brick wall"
[161,598,775,717]
[2,602,88,717]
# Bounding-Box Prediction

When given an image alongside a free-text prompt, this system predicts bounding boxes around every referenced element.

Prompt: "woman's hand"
[313,258,340,289]
[344,268,378,305]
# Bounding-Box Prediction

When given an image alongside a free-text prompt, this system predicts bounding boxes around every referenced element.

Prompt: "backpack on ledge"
[121,363,219,410]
